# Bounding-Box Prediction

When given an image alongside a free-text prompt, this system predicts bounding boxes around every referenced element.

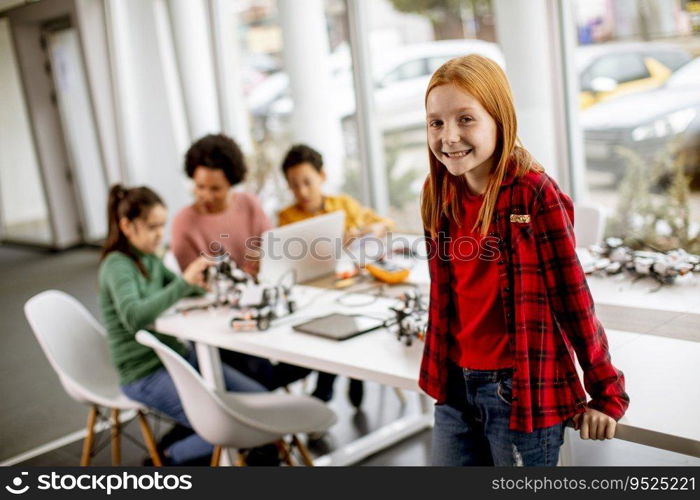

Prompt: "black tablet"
[292,313,385,340]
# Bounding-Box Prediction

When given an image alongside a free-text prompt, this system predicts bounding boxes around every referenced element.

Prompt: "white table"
[555,328,700,464]
[392,233,700,315]
[403,237,700,461]
[607,332,700,458]
[583,273,700,315]
[156,286,431,466]
[156,286,700,464]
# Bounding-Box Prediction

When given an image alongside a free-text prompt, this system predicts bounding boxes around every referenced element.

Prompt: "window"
[574,0,700,254]
[362,0,500,233]
[647,49,692,71]
[666,58,700,88]
[427,55,454,72]
[585,53,650,85]
[228,0,360,218]
[380,58,428,86]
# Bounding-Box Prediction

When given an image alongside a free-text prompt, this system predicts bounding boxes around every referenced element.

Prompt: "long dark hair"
[101,184,165,277]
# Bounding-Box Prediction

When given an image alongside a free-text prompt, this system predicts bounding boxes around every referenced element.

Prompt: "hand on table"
[242,259,260,277]
[572,408,617,440]
[343,227,362,247]
[182,256,212,290]
[362,222,389,238]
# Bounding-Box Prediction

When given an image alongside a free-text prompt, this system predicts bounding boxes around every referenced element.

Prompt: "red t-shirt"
[448,191,513,370]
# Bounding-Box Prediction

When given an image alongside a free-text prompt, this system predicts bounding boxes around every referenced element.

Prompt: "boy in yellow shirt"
[278,144,395,408]
[278,144,394,241]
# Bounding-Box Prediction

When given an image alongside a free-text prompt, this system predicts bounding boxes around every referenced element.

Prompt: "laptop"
[258,210,345,285]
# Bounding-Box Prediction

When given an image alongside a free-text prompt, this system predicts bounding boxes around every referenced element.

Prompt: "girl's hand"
[242,259,260,277]
[361,222,389,238]
[243,246,262,277]
[343,227,362,247]
[572,408,616,440]
[182,256,211,289]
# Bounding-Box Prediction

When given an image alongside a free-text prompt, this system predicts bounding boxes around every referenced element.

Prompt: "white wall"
[75,0,124,185]
[210,0,253,154]
[0,17,47,227]
[167,0,220,141]
[106,0,190,217]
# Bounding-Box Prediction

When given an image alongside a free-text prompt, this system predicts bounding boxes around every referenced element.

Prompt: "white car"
[248,39,505,136]
[581,57,700,182]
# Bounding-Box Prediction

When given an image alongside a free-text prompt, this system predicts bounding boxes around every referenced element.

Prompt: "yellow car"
[577,42,692,109]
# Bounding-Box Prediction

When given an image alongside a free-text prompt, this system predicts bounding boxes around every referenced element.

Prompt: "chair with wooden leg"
[24,290,162,466]
[136,330,337,466]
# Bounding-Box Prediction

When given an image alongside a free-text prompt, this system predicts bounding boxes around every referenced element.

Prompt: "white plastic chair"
[136,330,337,466]
[24,290,162,466]
[574,203,607,248]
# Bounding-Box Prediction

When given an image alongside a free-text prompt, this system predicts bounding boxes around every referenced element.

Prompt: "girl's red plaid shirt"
[420,163,630,433]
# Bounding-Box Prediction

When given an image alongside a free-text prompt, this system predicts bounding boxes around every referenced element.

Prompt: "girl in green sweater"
[99,184,266,465]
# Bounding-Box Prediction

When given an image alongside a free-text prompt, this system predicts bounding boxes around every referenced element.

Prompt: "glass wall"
[232,0,360,222]
[575,0,700,253]
[363,0,500,233]
[230,0,700,247]
[229,0,503,234]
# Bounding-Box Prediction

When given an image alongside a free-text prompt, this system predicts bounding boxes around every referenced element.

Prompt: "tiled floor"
[16,383,433,467]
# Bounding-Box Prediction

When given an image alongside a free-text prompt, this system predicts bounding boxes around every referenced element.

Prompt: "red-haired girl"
[420,55,629,466]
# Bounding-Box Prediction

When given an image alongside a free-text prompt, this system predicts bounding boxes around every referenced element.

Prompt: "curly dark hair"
[184,134,246,186]
[281,144,324,175]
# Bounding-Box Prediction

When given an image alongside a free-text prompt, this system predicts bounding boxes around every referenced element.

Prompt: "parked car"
[247,39,505,138]
[241,53,281,95]
[577,42,692,109]
[581,57,700,182]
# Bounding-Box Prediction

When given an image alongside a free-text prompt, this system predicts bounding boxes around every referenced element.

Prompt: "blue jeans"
[431,361,565,466]
[122,349,265,464]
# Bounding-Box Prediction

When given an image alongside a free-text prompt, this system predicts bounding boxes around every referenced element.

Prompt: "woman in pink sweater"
[171,134,311,390]
[171,134,270,275]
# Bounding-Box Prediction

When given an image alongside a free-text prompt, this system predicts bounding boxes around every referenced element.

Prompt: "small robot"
[587,237,700,286]
[229,284,297,331]
[188,255,298,331]
[207,255,253,307]
[389,288,428,346]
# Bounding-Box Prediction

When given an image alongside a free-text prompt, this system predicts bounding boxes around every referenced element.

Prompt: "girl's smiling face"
[426,84,498,180]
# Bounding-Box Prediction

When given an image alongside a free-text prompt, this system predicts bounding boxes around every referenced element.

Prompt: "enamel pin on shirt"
[510,214,531,224]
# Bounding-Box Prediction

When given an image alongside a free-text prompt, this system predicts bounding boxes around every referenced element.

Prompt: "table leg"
[194,342,225,391]
[419,394,432,416]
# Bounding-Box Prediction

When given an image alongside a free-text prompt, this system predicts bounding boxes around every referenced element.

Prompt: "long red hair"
[421,55,542,237]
